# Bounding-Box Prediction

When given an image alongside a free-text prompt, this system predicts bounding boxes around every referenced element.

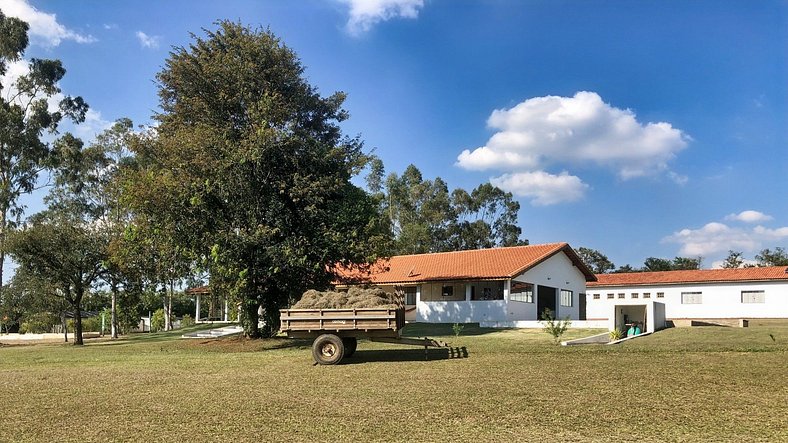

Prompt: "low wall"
[480,320,609,329]
[0,332,100,341]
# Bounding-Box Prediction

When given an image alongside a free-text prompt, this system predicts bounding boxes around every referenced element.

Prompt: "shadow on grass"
[401,322,506,337]
[341,346,469,365]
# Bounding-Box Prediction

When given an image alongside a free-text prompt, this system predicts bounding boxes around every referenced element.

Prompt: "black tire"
[342,337,358,358]
[312,334,345,365]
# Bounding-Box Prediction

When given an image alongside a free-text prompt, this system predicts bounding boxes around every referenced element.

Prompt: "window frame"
[741,290,765,304]
[560,289,573,307]
[681,291,702,304]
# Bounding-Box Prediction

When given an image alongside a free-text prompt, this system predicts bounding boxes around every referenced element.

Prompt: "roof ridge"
[388,242,567,260]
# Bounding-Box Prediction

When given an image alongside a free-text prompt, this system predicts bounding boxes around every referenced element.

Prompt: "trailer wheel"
[312,334,345,365]
[342,337,358,358]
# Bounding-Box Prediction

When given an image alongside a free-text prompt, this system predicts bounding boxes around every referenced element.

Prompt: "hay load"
[292,287,401,309]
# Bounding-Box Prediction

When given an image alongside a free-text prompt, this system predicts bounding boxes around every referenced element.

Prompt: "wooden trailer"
[279,307,447,365]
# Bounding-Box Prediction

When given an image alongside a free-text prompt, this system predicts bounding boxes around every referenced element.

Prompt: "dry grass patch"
[1,322,787,442]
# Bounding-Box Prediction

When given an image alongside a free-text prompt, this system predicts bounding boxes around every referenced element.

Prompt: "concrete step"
[181,325,243,339]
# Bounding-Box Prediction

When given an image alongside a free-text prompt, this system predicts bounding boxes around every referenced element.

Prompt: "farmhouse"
[335,242,598,326]
[585,266,788,331]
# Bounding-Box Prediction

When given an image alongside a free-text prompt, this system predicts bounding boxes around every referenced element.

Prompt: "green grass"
[1,321,787,442]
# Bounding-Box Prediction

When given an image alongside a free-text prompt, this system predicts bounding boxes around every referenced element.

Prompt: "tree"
[576,247,615,274]
[6,210,104,345]
[672,256,702,270]
[137,22,387,337]
[613,264,637,273]
[755,247,788,267]
[720,250,745,269]
[383,165,525,254]
[642,257,674,272]
[642,256,701,272]
[0,12,88,299]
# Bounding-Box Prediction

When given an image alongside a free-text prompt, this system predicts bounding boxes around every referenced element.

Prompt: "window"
[741,290,765,303]
[617,293,625,299]
[643,292,651,299]
[681,291,702,304]
[656,292,664,298]
[560,289,573,307]
[593,293,600,300]
[510,281,534,303]
[631,293,639,299]
[470,281,504,300]
[607,293,614,299]
[441,285,453,297]
[404,287,417,306]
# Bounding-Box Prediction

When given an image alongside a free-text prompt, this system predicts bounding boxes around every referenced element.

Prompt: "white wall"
[587,280,788,320]
[417,300,508,323]
[511,252,587,320]
[414,251,589,324]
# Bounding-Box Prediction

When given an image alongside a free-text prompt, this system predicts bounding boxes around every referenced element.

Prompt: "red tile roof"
[589,266,788,287]
[335,242,596,284]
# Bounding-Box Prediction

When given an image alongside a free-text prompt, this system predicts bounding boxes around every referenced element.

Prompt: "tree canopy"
[134,21,387,337]
[382,164,526,255]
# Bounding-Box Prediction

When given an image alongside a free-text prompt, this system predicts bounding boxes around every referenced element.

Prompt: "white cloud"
[664,221,788,257]
[490,171,589,206]
[725,210,773,223]
[72,108,113,140]
[1,0,95,47]
[135,31,160,49]
[457,91,690,180]
[339,0,424,35]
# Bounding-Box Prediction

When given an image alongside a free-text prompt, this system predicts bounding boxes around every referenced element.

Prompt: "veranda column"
[223,298,229,322]
[195,294,201,323]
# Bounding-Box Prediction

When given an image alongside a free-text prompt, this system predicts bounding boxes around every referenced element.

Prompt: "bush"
[609,328,623,341]
[180,314,195,328]
[67,316,102,333]
[540,308,571,345]
[452,323,465,337]
[19,312,58,334]
[151,308,165,332]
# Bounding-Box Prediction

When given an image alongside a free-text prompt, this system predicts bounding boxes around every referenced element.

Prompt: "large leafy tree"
[0,12,87,296]
[720,250,745,269]
[383,164,525,254]
[755,247,788,267]
[576,247,615,274]
[6,209,105,345]
[138,21,385,337]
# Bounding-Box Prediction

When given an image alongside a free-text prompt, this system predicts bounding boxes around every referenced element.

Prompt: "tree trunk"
[72,286,84,346]
[260,304,281,338]
[239,297,261,339]
[110,282,119,339]
[61,311,68,343]
[0,208,6,302]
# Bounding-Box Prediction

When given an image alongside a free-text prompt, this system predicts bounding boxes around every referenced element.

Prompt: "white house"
[336,242,599,327]
[586,266,788,332]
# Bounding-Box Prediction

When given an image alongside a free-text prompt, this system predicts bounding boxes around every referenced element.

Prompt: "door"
[537,285,557,319]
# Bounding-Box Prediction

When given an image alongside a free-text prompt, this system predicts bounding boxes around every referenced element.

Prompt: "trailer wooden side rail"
[279,307,447,365]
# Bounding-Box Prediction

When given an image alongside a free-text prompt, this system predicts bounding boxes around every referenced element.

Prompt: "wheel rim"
[321,343,337,358]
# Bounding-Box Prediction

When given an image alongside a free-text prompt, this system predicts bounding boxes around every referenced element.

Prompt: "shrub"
[67,316,102,333]
[452,323,465,337]
[180,314,195,328]
[609,328,623,341]
[20,312,58,334]
[540,308,571,345]
[150,308,165,332]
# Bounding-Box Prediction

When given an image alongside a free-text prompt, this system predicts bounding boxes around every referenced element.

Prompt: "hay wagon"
[279,307,447,365]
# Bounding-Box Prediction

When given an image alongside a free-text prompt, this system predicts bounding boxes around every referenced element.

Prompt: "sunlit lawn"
[1,320,786,442]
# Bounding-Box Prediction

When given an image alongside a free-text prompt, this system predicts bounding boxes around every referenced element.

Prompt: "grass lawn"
[1,321,787,442]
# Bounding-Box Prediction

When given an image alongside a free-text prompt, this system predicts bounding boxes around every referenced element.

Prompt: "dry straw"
[292,287,402,309]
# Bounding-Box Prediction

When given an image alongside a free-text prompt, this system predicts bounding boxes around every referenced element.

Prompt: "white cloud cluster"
[725,210,773,223]
[135,31,160,49]
[490,171,588,206]
[1,0,95,47]
[663,210,788,257]
[457,91,690,205]
[339,0,424,35]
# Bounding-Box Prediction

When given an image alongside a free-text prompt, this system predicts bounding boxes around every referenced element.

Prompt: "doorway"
[537,285,557,319]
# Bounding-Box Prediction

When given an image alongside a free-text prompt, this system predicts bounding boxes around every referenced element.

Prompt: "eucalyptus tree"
[383,165,525,254]
[0,12,88,293]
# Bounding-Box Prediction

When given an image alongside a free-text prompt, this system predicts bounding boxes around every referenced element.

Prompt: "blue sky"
[2,0,786,275]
